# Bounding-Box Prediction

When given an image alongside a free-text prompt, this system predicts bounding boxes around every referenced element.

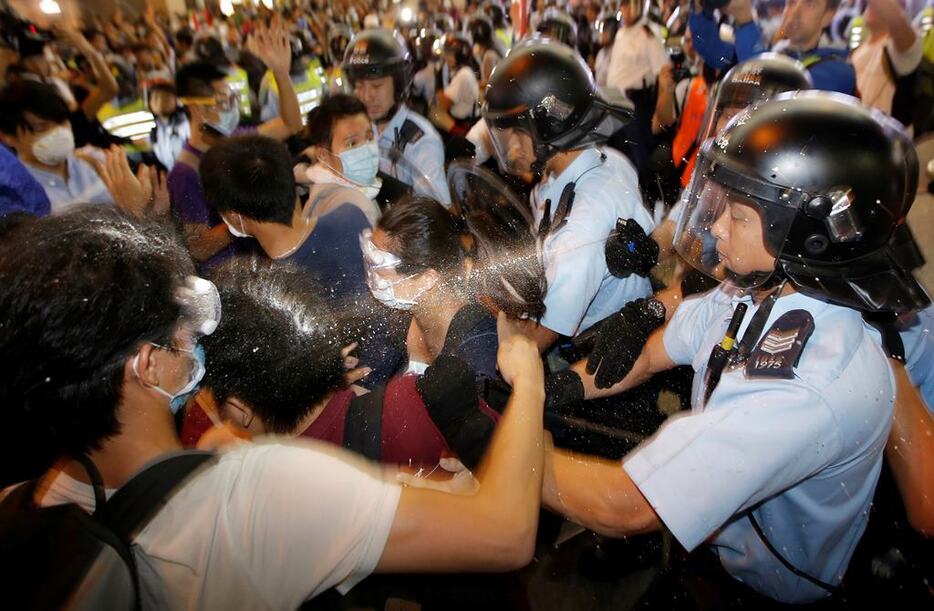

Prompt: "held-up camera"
[668,45,691,82]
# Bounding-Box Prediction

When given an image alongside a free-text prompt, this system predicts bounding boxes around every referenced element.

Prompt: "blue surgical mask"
[209,107,240,137]
[133,343,207,414]
[338,141,380,187]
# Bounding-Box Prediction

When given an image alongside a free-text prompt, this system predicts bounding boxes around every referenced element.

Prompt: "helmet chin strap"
[725,266,787,296]
[531,142,557,178]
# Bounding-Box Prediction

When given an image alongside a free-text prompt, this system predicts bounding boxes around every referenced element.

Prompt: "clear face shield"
[487,118,539,176]
[674,153,799,288]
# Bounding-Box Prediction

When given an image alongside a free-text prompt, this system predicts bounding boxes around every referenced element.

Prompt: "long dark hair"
[378,196,546,320]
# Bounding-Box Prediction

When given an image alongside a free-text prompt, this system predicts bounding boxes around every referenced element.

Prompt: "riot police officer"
[545,92,929,605]
[483,39,653,352]
[342,29,451,205]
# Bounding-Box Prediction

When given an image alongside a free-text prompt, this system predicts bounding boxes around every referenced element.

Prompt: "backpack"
[0,451,215,610]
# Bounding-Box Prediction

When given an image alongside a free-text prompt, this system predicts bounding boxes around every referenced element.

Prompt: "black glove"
[605,218,659,279]
[586,298,666,389]
[416,354,494,470]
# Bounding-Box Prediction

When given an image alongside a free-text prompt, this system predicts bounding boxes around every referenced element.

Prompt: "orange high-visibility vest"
[671,75,709,188]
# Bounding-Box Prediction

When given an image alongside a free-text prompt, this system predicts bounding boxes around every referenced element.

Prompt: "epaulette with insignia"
[746,310,815,380]
[399,119,425,146]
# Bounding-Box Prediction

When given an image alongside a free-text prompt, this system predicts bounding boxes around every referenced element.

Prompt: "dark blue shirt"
[442,304,499,381]
[281,203,369,299]
[689,10,857,95]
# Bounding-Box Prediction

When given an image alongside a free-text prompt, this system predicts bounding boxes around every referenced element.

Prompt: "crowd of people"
[0,0,932,609]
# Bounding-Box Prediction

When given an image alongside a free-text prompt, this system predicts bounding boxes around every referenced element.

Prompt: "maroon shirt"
[181,374,499,467]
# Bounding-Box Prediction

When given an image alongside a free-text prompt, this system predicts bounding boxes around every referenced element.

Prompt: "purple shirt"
[167,129,257,267]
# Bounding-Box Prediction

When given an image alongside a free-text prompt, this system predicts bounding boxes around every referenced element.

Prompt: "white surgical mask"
[337,141,380,187]
[367,271,419,310]
[222,213,252,238]
[32,125,75,166]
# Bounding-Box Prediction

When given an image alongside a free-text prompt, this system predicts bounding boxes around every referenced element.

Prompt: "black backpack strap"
[99,452,216,541]
[343,385,386,461]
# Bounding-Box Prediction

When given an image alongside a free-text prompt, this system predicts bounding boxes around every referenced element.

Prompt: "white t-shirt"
[444,66,479,120]
[35,441,402,610]
[606,23,669,93]
[851,33,923,115]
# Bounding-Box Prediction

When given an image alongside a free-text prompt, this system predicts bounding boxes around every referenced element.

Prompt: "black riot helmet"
[595,11,621,47]
[413,28,442,65]
[699,53,813,145]
[342,29,413,116]
[675,92,929,313]
[327,23,353,67]
[536,9,579,47]
[469,15,496,49]
[483,39,631,175]
[441,32,473,68]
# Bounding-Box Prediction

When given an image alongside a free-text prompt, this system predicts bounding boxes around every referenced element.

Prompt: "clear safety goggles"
[175,275,222,337]
[359,228,402,272]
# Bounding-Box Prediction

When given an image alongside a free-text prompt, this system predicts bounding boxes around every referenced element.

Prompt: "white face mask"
[32,125,75,166]
[367,271,420,310]
[222,213,252,238]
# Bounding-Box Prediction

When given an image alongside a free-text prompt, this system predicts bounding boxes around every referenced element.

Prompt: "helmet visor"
[674,154,796,288]
[489,123,538,175]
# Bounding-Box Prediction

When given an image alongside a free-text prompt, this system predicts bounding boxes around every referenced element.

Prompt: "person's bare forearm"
[886,360,934,536]
[273,66,303,134]
[477,373,546,512]
[870,0,917,52]
[543,443,660,537]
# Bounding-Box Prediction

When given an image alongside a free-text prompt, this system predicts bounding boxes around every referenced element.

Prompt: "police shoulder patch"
[399,119,425,146]
[745,309,815,379]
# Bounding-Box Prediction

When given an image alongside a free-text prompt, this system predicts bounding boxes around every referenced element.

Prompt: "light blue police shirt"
[376,105,451,206]
[25,154,114,215]
[532,147,654,336]
[899,303,934,412]
[625,285,894,604]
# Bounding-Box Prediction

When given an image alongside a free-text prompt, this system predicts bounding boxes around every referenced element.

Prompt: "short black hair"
[0,207,194,460]
[379,196,547,319]
[304,93,369,149]
[0,80,70,135]
[378,196,466,276]
[200,135,298,226]
[202,258,346,434]
[175,61,227,99]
